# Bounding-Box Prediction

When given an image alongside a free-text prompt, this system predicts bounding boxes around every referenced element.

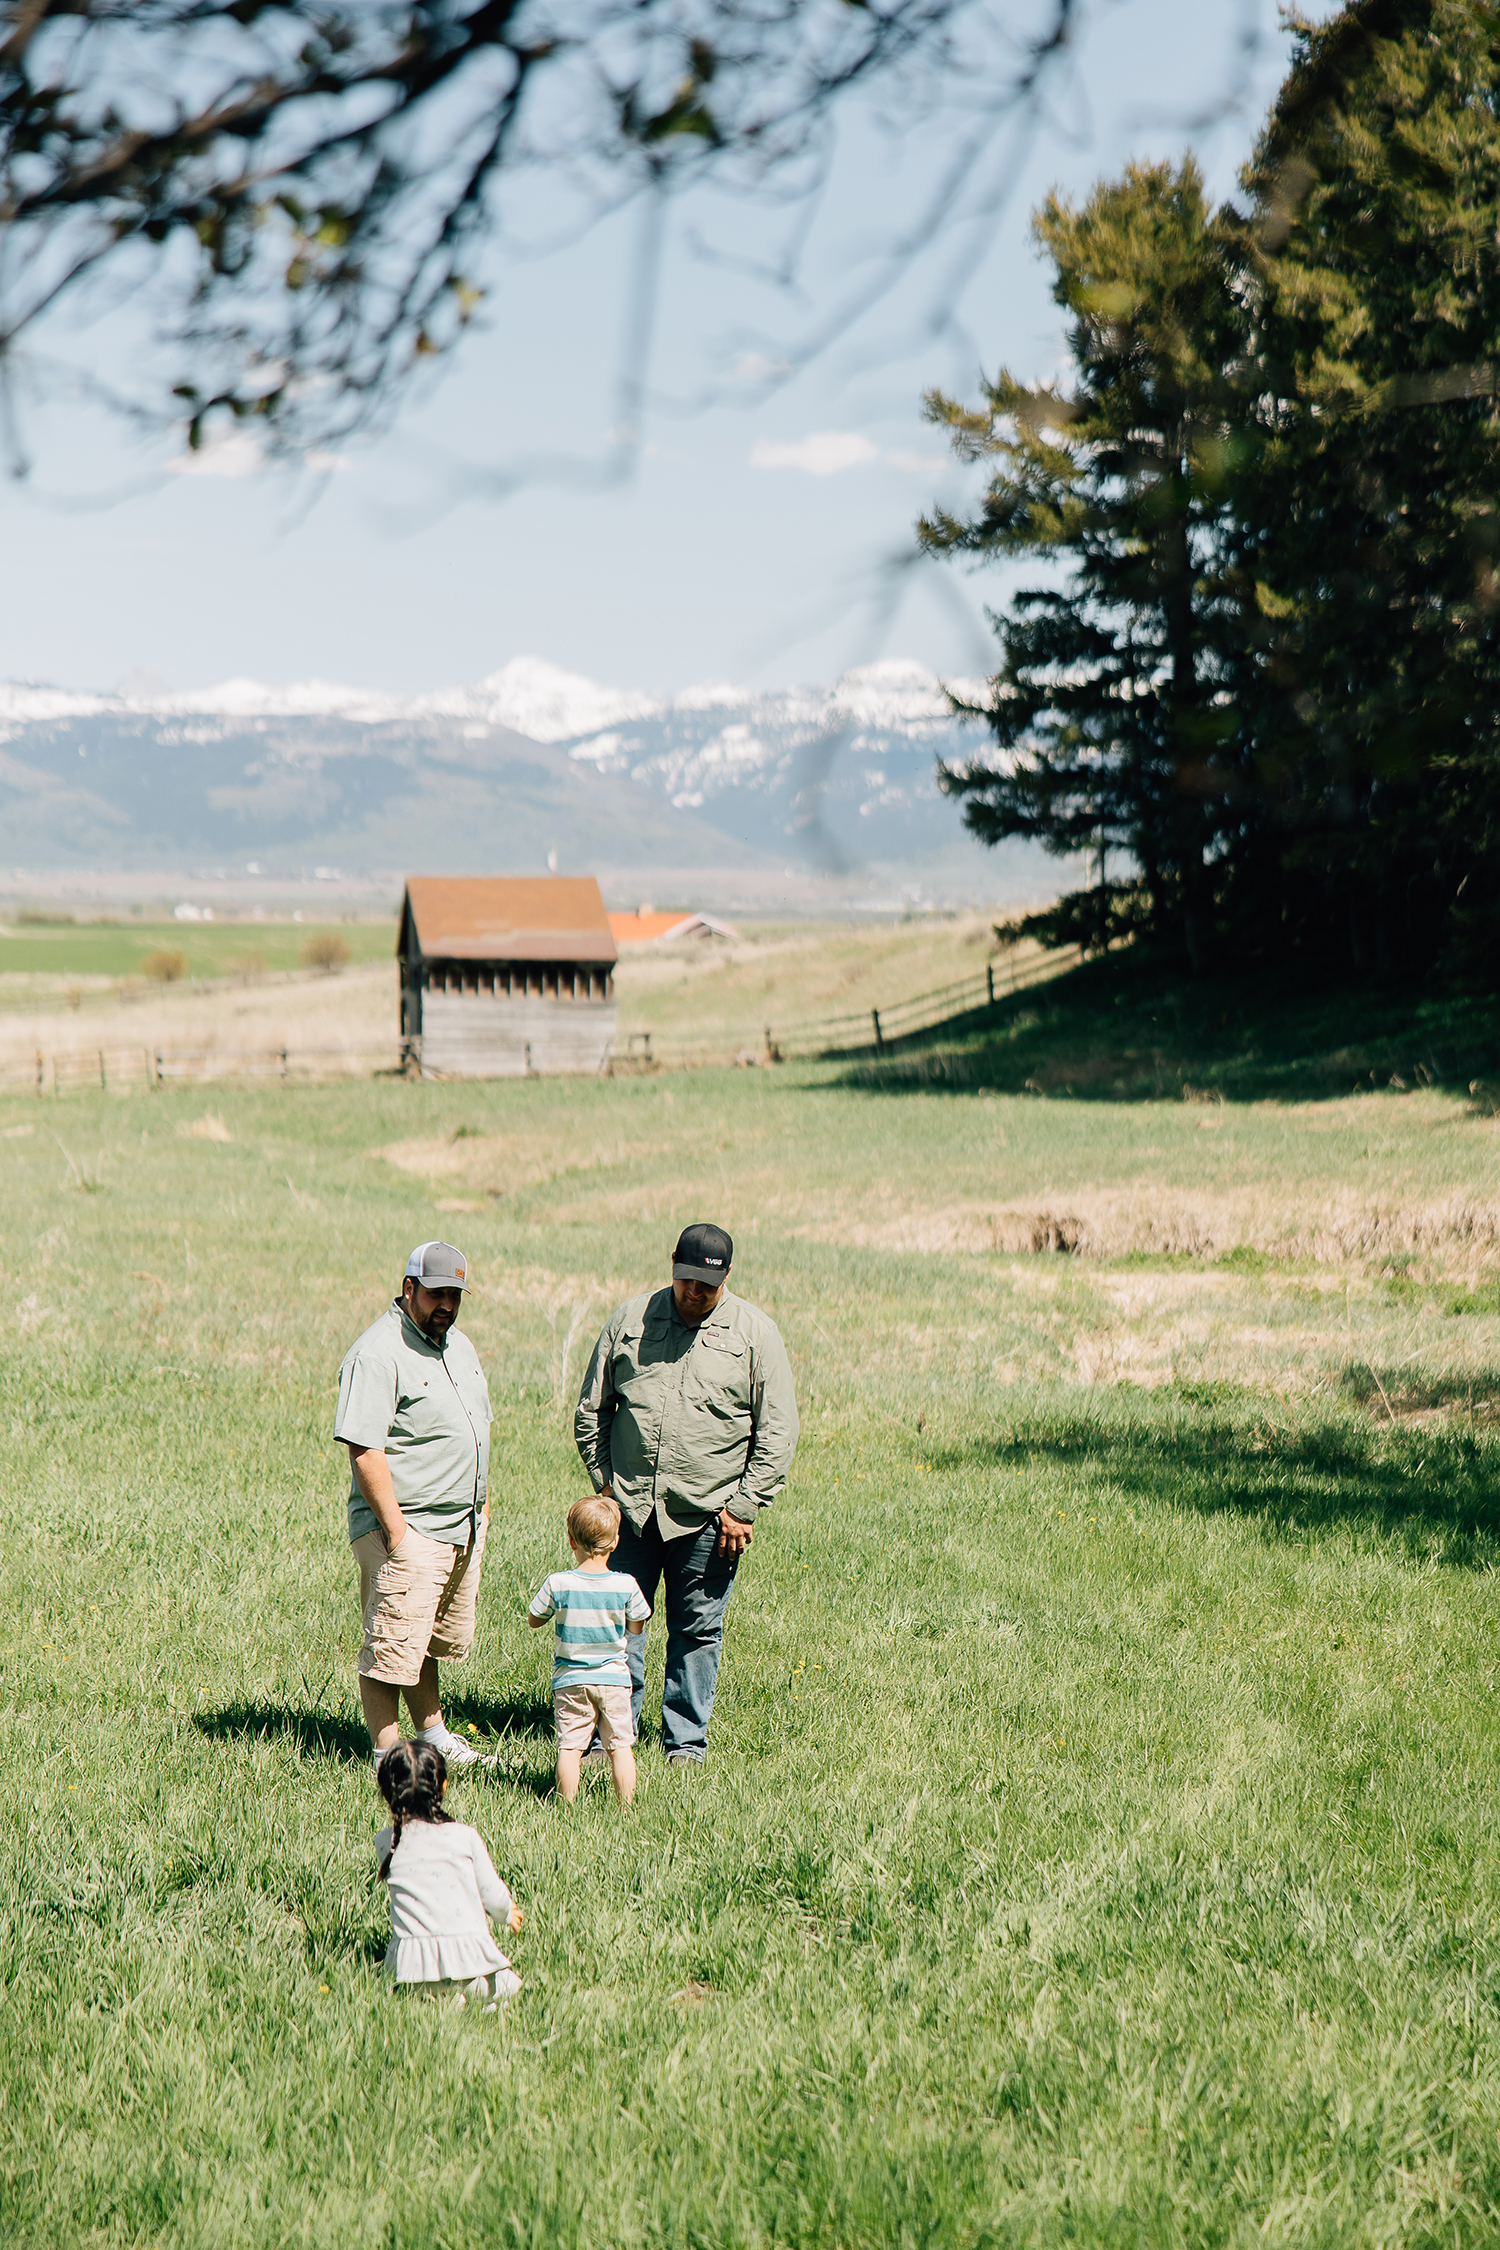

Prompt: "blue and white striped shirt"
[529,1567,651,1688]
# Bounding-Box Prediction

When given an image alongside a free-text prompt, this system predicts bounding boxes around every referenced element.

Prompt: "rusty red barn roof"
[399,877,617,964]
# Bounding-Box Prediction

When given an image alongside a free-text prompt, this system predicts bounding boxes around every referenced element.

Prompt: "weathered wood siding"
[420,993,616,1078]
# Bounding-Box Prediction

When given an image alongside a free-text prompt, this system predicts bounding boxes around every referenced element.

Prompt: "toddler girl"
[375,1738,523,2009]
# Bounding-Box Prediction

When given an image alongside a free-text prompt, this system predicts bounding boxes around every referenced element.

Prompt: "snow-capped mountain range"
[0,656,1014,887]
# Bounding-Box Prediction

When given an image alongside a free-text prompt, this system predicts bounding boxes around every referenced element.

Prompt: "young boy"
[528,1494,651,1805]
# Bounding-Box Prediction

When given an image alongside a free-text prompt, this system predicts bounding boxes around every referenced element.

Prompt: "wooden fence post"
[98,1051,106,1091]
[35,1050,43,1095]
[986,962,995,1006]
[871,1008,883,1049]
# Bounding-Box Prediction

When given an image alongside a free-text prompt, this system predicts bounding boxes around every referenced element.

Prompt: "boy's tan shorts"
[353,1517,487,1685]
[554,1683,635,1753]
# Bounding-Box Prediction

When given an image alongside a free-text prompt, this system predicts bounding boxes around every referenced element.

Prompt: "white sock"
[415,1720,452,1746]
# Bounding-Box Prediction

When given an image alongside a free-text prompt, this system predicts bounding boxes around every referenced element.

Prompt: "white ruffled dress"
[376,1819,519,1996]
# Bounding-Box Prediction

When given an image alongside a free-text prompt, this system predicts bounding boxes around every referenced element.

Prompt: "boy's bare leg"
[609,1746,637,1806]
[556,1749,582,1802]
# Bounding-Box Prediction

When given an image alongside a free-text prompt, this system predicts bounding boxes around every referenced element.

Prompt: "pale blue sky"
[1,0,1336,698]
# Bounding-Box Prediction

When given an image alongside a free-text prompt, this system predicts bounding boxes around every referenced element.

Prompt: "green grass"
[3,1042,1500,2247]
[0,917,395,985]
[840,951,1500,1103]
[613,913,1009,1053]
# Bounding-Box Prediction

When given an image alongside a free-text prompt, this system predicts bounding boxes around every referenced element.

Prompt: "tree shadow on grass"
[946,1405,1500,1563]
[829,953,1500,1105]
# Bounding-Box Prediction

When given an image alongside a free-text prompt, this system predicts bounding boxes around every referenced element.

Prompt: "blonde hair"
[567,1492,621,1556]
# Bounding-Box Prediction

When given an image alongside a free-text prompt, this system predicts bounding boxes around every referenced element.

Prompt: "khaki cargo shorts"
[554,1682,635,1753]
[353,1517,487,1685]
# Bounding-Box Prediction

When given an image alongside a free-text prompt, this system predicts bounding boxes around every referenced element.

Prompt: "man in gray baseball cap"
[335,1241,495,1767]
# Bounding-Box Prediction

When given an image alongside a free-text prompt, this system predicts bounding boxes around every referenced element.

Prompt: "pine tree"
[930,7,1500,982]
[1241,0,1500,976]
[920,159,1254,973]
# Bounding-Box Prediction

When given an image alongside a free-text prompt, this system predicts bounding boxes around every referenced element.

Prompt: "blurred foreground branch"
[0,0,1071,459]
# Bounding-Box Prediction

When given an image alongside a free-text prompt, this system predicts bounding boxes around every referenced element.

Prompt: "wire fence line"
[614,944,1083,1070]
[0,946,1082,1094]
[0,1043,407,1096]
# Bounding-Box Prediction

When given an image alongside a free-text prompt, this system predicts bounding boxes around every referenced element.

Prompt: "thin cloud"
[749,431,946,478]
[730,351,795,385]
[750,430,880,476]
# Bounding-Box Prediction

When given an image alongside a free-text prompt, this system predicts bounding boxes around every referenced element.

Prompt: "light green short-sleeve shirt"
[335,1301,493,1547]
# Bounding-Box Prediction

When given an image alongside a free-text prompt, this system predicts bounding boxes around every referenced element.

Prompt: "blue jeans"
[605,1510,740,1760]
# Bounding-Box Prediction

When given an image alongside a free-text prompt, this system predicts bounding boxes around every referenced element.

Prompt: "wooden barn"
[398,876,618,1078]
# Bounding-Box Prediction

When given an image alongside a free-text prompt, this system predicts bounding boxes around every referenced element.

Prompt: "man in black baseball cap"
[574,1220,799,1765]
[670,1220,733,1311]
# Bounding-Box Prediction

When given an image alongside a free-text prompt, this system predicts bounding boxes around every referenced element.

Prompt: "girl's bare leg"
[556,1749,582,1801]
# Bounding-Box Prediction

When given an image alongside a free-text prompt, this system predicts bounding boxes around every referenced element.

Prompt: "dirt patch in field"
[377,1131,652,1199]
[812,1187,1500,1272]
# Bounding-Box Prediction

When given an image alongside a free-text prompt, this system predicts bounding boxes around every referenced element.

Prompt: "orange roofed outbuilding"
[609,909,739,946]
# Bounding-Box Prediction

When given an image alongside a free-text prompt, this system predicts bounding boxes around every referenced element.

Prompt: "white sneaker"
[420,1726,488,1769]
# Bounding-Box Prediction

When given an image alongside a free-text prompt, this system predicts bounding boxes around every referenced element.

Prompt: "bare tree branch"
[0,0,1063,458]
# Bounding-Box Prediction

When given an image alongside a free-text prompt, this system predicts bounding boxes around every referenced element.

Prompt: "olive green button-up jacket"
[574,1287,799,1531]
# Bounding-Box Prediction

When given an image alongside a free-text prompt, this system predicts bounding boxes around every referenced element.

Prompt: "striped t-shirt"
[529,1567,651,1688]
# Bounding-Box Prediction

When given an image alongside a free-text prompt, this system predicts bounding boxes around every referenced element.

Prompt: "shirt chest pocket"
[689,1334,751,1420]
[393,1377,450,1451]
[612,1326,667,1407]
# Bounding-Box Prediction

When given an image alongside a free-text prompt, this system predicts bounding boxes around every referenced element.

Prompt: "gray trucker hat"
[404,1240,471,1292]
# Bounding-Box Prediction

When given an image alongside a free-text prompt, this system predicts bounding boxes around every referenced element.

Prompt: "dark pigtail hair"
[376,1738,451,1880]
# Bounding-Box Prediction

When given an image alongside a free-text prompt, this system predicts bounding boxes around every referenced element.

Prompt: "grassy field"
[613,913,1029,1052]
[0,917,394,991]
[4,980,1500,2248]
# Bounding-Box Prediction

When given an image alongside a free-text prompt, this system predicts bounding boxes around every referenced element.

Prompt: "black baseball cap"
[672,1222,733,1285]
